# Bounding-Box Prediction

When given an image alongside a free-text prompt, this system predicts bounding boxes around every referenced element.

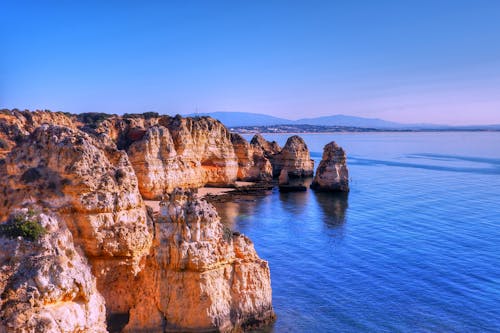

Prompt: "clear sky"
[2,0,500,125]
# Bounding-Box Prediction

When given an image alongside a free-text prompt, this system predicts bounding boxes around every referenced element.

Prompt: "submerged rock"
[125,189,276,332]
[0,210,107,332]
[271,135,314,178]
[311,141,349,192]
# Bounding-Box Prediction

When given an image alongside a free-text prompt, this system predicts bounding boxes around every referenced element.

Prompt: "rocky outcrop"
[125,116,240,199]
[271,135,314,178]
[231,133,273,181]
[125,189,275,332]
[311,141,349,192]
[250,134,281,158]
[0,125,153,314]
[0,109,77,158]
[0,111,276,332]
[0,209,107,332]
[127,125,205,199]
[160,115,238,187]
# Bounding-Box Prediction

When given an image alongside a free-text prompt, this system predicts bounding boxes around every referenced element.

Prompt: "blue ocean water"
[215,132,500,333]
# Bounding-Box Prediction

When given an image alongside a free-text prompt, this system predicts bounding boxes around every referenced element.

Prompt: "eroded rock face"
[125,189,275,332]
[127,125,204,199]
[0,210,107,333]
[311,141,349,192]
[160,116,239,187]
[0,109,77,159]
[250,134,281,158]
[231,133,273,181]
[271,135,314,178]
[0,125,153,314]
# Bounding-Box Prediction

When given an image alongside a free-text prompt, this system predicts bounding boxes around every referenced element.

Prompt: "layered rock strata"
[311,141,349,192]
[231,133,273,181]
[250,134,281,159]
[271,135,314,178]
[125,189,275,332]
[0,111,277,332]
[0,125,152,314]
[0,210,107,332]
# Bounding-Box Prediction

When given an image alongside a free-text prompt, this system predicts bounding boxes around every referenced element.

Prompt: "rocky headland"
[0,109,323,332]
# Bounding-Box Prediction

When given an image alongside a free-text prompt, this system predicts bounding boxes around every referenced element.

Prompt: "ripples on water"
[213,132,500,333]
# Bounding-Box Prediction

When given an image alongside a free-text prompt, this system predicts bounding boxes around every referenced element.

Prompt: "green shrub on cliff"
[0,209,46,241]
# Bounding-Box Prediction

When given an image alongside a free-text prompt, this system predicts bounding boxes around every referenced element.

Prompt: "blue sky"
[2,0,500,125]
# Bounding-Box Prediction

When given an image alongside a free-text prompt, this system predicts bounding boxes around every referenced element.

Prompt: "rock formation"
[311,141,349,192]
[160,115,239,186]
[0,125,153,314]
[231,133,273,181]
[125,189,275,332]
[127,125,205,198]
[0,209,107,332]
[271,135,314,178]
[0,109,77,158]
[0,110,277,332]
[250,134,281,158]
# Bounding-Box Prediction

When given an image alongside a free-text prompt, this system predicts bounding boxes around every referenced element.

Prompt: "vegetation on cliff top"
[0,209,46,241]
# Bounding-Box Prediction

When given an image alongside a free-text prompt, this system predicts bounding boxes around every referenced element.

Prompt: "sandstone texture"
[0,210,107,333]
[311,141,349,192]
[125,189,275,332]
[231,133,273,181]
[250,134,281,159]
[0,110,276,332]
[271,135,314,178]
[0,125,152,314]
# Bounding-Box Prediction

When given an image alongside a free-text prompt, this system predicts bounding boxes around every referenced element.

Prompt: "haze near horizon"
[2,1,500,125]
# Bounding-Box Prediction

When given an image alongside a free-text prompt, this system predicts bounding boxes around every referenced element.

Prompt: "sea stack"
[311,141,349,192]
[271,135,314,178]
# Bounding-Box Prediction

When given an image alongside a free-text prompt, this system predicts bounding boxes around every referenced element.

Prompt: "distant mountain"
[295,115,404,128]
[185,112,500,130]
[185,112,290,127]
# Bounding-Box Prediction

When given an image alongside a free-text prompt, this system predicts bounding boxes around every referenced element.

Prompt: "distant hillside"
[295,115,405,128]
[185,112,290,127]
[186,112,500,131]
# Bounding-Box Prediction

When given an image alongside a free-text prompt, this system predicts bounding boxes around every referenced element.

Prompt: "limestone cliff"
[160,115,239,187]
[0,209,107,333]
[250,134,281,159]
[311,141,349,192]
[231,133,273,181]
[125,189,275,332]
[0,111,276,332]
[271,135,314,178]
[0,125,152,314]
[127,125,205,199]
[0,109,77,158]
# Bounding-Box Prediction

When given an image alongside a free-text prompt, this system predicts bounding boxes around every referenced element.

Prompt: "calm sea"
[214,132,500,333]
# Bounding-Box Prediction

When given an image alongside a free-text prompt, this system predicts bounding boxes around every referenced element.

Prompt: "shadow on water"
[211,195,261,228]
[313,191,349,228]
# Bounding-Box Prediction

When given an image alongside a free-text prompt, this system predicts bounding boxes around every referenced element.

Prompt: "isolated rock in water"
[231,133,273,181]
[125,189,275,332]
[0,125,153,314]
[128,125,205,199]
[0,210,107,333]
[250,134,281,158]
[271,135,314,178]
[311,141,349,192]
